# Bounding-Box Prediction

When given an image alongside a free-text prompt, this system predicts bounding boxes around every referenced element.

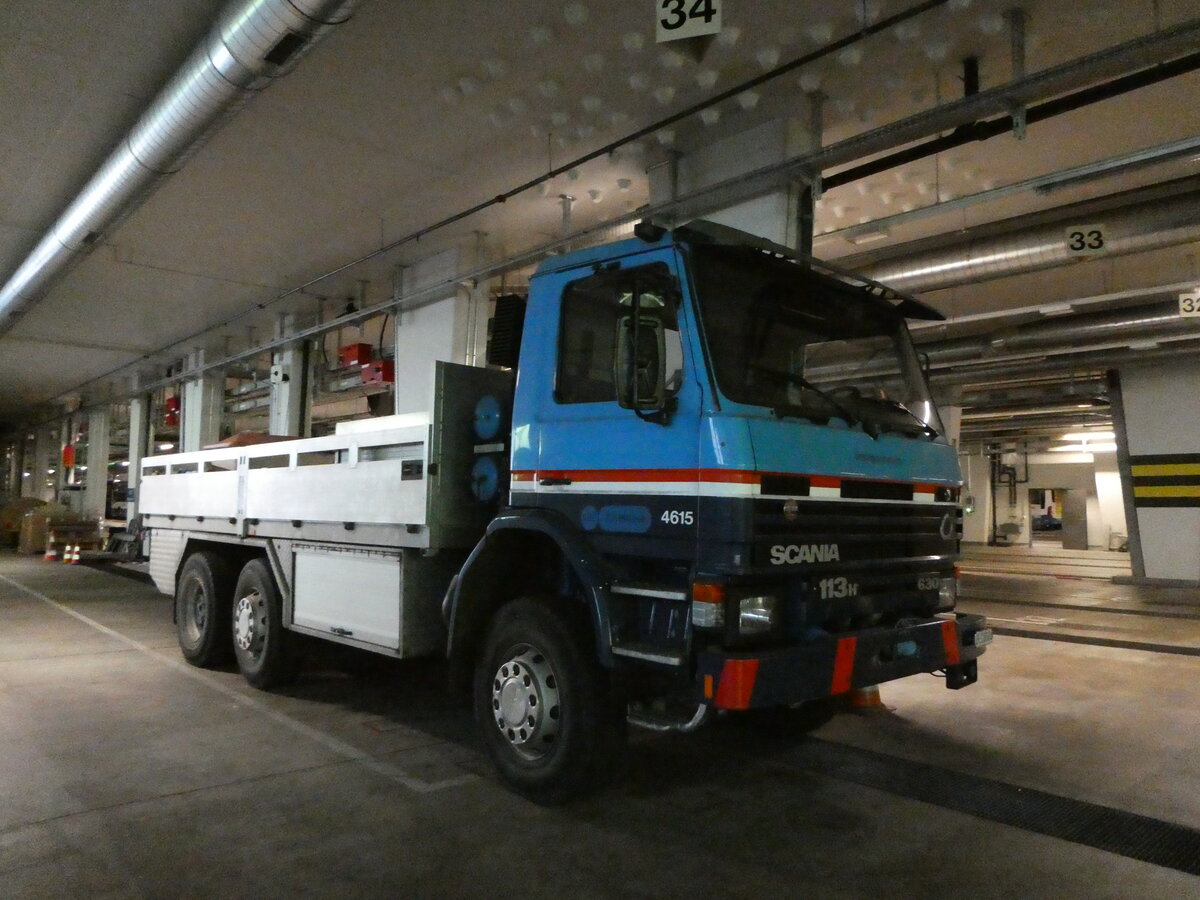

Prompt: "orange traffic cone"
[848,685,885,710]
[66,544,80,565]
[43,532,59,562]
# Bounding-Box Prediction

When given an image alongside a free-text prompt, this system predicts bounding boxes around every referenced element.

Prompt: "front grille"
[785,565,946,633]
[753,498,960,566]
[840,479,914,501]
[747,498,961,631]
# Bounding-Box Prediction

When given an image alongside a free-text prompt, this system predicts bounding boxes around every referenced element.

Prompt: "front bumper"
[696,613,990,710]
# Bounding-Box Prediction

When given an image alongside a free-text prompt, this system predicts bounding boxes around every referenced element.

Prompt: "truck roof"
[533,220,944,321]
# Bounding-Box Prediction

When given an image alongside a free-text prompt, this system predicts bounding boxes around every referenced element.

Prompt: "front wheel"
[232,558,299,689]
[474,598,624,804]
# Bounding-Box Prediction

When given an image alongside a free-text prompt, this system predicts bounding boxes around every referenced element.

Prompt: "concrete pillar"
[55,417,71,498]
[126,393,150,524]
[648,116,819,249]
[940,405,963,451]
[19,432,34,498]
[82,408,110,520]
[394,248,467,415]
[181,349,224,452]
[960,450,993,545]
[269,315,307,437]
[1113,360,1200,586]
[3,438,18,497]
[1092,450,1127,550]
[31,424,52,501]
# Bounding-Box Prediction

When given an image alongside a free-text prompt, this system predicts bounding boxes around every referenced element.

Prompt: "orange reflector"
[692,582,725,604]
[941,620,961,665]
[714,659,759,710]
[703,674,714,699]
[831,637,857,694]
[953,565,961,579]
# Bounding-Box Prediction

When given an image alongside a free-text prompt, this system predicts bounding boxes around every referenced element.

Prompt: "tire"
[175,550,234,668]
[474,598,625,804]
[231,558,299,689]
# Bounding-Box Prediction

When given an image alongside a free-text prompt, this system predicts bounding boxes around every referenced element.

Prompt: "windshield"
[688,243,944,439]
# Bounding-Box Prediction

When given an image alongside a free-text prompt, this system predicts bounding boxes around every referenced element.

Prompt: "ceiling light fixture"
[847,228,891,245]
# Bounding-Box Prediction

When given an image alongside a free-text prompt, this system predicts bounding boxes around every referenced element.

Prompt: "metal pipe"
[919,299,1192,365]
[0,0,360,333]
[929,339,1200,386]
[867,191,1200,292]
[824,47,1200,191]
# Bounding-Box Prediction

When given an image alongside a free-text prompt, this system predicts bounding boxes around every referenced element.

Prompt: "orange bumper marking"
[831,637,857,694]
[714,659,759,710]
[942,620,961,665]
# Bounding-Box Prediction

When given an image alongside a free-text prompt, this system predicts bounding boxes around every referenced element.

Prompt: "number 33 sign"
[657,0,722,43]
[1064,223,1108,256]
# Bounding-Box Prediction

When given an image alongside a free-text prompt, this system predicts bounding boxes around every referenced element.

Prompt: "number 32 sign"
[657,0,722,43]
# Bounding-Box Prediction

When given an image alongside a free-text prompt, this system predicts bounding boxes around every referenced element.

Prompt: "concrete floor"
[2,552,1199,899]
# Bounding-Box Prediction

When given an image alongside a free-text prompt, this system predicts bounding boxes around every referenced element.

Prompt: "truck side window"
[557,264,683,405]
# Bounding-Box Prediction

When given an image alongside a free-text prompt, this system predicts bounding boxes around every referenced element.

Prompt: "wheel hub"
[490,647,560,759]
[234,591,260,652]
[183,578,208,639]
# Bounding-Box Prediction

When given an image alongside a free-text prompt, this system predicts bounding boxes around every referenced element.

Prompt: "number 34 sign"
[657,0,722,43]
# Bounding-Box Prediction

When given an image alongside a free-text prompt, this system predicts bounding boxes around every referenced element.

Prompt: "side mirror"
[615,314,667,411]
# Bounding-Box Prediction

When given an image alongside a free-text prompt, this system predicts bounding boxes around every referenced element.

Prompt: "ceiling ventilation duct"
[0,0,361,333]
[861,189,1200,293]
[920,300,1190,366]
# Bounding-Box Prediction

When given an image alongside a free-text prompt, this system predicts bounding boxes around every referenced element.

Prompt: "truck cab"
[452,221,988,796]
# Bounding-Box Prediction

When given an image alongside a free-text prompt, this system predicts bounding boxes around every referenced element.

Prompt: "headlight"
[938,576,957,610]
[738,594,779,635]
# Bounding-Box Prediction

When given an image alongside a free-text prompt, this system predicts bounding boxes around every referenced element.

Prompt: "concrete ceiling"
[2,0,1199,428]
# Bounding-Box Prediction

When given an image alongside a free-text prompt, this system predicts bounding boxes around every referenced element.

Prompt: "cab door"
[515,248,703,560]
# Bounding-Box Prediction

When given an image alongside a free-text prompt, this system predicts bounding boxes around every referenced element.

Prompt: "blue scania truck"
[142,220,990,803]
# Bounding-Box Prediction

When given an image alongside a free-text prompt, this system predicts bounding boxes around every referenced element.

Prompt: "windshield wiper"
[748,365,860,427]
[854,395,940,439]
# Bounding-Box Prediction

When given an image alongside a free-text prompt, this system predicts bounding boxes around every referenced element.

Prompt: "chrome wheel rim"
[490,645,560,760]
[234,590,265,658]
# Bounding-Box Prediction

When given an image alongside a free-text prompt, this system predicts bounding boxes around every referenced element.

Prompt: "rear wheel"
[474,598,624,804]
[175,550,234,668]
[232,558,298,689]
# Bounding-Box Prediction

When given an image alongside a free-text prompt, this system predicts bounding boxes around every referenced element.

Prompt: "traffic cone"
[66,544,80,565]
[848,685,885,710]
[43,533,59,562]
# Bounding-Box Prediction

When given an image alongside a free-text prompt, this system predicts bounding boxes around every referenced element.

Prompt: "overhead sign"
[1181,288,1200,318]
[1063,224,1108,256]
[656,0,722,43]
